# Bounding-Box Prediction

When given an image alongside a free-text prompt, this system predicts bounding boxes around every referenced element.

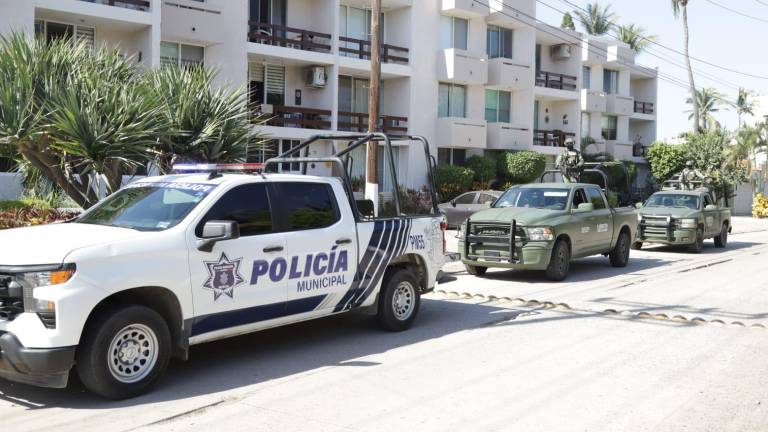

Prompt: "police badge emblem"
[203,253,245,300]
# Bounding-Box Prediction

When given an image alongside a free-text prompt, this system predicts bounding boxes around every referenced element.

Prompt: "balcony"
[607,44,634,66]
[441,0,489,18]
[606,94,635,116]
[257,105,332,130]
[438,49,488,85]
[535,71,577,91]
[437,117,487,149]
[338,112,408,135]
[634,101,655,115]
[581,90,606,112]
[534,130,575,147]
[488,58,533,90]
[248,22,332,53]
[339,37,409,64]
[487,123,530,150]
[79,0,150,12]
[487,0,536,27]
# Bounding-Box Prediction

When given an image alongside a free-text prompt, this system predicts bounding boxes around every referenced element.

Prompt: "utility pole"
[365,0,382,215]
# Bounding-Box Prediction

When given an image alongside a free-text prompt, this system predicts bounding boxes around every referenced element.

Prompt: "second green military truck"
[459,183,638,281]
[634,187,731,253]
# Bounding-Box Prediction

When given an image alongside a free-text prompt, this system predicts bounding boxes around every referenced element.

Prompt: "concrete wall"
[0,173,23,201]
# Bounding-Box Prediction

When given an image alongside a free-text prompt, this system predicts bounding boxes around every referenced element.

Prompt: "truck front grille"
[0,275,23,322]
[639,215,676,240]
[465,221,526,263]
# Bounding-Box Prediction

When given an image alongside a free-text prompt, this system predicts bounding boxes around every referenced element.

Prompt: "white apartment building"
[0,0,658,193]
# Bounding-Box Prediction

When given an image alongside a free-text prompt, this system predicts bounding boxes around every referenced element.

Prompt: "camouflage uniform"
[678,162,707,191]
[555,142,585,183]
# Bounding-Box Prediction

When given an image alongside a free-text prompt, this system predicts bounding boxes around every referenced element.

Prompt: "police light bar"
[172,163,265,173]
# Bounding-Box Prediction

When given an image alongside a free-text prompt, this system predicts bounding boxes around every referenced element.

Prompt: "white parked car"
[0,134,445,399]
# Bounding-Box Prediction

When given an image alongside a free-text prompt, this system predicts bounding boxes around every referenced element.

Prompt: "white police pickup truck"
[0,134,445,399]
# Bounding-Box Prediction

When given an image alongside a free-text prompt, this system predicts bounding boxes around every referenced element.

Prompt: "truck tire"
[609,231,631,268]
[631,241,643,250]
[714,223,728,248]
[688,227,704,254]
[376,268,421,332]
[465,264,487,276]
[545,239,570,282]
[76,305,171,400]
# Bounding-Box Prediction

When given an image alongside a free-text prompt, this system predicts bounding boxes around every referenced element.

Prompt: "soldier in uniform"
[555,138,585,183]
[678,160,707,190]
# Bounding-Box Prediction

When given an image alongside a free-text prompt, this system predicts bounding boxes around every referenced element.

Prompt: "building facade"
[0,0,658,194]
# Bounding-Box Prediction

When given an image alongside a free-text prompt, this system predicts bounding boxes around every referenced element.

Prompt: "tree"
[671,0,700,133]
[561,12,576,31]
[465,155,496,185]
[617,24,657,54]
[686,87,726,131]
[645,141,687,184]
[498,151,546,184]
[734,87,758,128]
[573,2,617,36]
[684,130,748,203]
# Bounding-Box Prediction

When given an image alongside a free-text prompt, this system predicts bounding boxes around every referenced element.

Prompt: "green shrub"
[498,151,546,184]
[434,164,475,202]
[646,141,686,184]
[465,155,496,184]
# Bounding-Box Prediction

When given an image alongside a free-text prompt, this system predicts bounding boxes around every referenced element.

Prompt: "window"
[246,139,300,172]
[272,182,339,231]
[479,193,497,205]
[250,0,286,26]
[581,112,591,140]
[438,148,466,166]
[704,194,713,208]
[485,89,511,123]
[582,66,591,90]
[603,69,619,94]
[338,75,369,113]
[440,15,468,50]
[249,62,285,105]
[573,189,588,207]
[587,188,607,209]
[161,41,204,67]
[455,193,476,205]
[487,25,513,59]
[197,184,273,237]
[34,20,95,49]
[601,115,618,140]
[438,83,466,118]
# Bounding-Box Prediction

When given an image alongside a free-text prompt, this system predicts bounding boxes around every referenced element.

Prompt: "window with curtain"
[487,25,513,59]
[248,62,285,105]
[440,15,468,50]
[485,90,511,123]
[601,115,618,140]
[438,83,466,118]
[582,66,591,91]
[603,69,619,94]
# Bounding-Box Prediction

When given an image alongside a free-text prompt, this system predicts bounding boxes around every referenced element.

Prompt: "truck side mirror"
[635,202,643,209]
[197,220,240,252]
[450,199,457,208]
[573,203,595,213]
[705,204,717,211]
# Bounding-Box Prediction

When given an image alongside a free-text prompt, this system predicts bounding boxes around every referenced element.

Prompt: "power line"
[756,0,768,7]
[558,0,768,80]
[703,0,768,23]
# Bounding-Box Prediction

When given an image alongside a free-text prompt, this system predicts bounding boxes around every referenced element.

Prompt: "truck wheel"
[688,228,704,254]
[376,268,421,332]
[76,305,171,400]
[631,242,643,250]
[609,231,631,268]
[714,223,728,248]
[465,264,487,276]
[545,239,570,282]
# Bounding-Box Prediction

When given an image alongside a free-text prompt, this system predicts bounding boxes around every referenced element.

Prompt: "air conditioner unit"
[550,44,572,61]
[304,66,327,88]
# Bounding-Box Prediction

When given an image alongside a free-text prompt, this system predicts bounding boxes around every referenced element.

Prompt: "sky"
[536,0,768,140]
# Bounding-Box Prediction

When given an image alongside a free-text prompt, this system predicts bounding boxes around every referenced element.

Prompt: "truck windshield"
[77,182,215,231]
[645,194,700,210]
[495,188,570,211]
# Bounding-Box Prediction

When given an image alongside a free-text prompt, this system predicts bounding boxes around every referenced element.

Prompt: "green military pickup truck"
[634,188,731,253]
[459,183,637,281]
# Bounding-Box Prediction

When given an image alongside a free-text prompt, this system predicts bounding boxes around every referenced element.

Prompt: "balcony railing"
[248,22,332,53]
[338,112,408,134]
[534,130,576,147]
[80,0,151,11]
[535,71,577,91]
[257,105,332,130]
[634,101,655,115]
[339,37,409,64]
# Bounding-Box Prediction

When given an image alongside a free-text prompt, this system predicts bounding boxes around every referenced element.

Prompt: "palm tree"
[617,24,657,54]
[573,2,617,36]
[734,87,759,128]
[561,12,576,31]
[686,87,726,131]
[671,0,700,133]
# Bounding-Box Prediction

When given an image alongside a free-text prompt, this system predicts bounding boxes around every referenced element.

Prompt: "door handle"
[336,238,353,245]
[263,245,284,253]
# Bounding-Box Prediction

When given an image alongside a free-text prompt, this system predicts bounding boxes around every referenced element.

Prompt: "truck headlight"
[458,221,467,239]
[527,227,554,241]
[637,213,643,223]
[18,265,75,313]
[678,218,698,229]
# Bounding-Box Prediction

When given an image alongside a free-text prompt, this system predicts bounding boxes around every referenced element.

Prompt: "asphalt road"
[2,217,768,432]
